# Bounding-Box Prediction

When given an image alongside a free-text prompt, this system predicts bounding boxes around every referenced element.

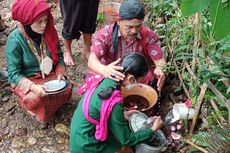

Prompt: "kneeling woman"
[5,0,73,123]
[70,53,163,153]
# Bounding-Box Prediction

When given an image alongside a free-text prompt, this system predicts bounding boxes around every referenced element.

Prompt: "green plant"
[97,12,104,24]
[144,0,229,139]
[181,0,230,40]
[192,131,210,147]
[190,125,230,153]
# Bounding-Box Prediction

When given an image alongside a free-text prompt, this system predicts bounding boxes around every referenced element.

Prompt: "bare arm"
[88,53,125,81]
[154,58,166,91]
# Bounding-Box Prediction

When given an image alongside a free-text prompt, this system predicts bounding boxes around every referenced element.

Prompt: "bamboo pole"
[210,99,226,123]
[185,61,230,124]
[189,83,208,133]
[191,13,201,72]
[206,80,230,124]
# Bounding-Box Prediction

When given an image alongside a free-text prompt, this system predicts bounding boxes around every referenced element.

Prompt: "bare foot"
[83,42,91,60]
[64,51,75,66]
[83,33,92,60]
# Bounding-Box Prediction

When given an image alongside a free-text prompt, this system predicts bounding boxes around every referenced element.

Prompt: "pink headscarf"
[11,0,59,64]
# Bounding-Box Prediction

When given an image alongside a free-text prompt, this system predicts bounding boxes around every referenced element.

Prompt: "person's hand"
[150,116,163,132]
[154,67,165,91]
[100,58,125,82]
[57,74,66,81]
[30,84,47,96]
[124,110,139,120]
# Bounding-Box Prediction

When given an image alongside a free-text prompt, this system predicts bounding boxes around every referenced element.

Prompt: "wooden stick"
[185,62,196,80]
[206,80,229,106]
[173,60,190,97]
[210,99,226,123]
[206,80,230,124]
[186,140,208,153]
[191,13,201,72]
[185,61,230,124]
[189,83,208,133]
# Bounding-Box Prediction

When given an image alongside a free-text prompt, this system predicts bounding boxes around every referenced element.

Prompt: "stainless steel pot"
[129,112,167,153]
[135,130,167,153]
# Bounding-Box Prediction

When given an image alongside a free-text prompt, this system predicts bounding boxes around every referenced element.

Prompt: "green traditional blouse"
[5,28,64,85]
[70,78,153,153]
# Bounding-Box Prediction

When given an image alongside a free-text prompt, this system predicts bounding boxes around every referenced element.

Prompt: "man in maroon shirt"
[88,0,166,91]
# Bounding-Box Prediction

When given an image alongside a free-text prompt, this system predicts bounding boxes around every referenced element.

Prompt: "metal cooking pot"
[129,112,167,153]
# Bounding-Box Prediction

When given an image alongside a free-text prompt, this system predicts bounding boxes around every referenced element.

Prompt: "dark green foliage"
[191,125,230,153]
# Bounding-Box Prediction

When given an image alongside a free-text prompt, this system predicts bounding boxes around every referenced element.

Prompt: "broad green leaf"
[181,0,211,16]
[227,87,230,94]
[209,0,230,39]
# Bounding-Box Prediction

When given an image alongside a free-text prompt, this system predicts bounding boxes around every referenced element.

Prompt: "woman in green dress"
[5,0,73,124]
[70,53,163,153]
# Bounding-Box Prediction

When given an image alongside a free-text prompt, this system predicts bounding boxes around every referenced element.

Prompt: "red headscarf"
[12,0,58,64]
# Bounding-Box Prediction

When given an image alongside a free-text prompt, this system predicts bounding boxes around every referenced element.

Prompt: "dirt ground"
[0,1,184,153]
[0,1,90,152]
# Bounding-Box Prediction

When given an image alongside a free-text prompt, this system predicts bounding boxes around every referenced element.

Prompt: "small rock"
[2,95,10,102]
[32,130,45,138]
[3,100,15,112]
[0,120,8,129]
[23,149,33,153]
[30,147,41,153]
[27,137,37,145]
[46,130,57,137]
[15,128,27,136]
[3,139,12,147]
[56,137,66,144]
[0,132,4,141]
[11,137,26,148]
[55,123,68,134]
[3,127,10,135]
[41,147,51,152]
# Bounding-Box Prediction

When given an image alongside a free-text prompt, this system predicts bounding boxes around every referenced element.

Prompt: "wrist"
[151,127,157,133]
